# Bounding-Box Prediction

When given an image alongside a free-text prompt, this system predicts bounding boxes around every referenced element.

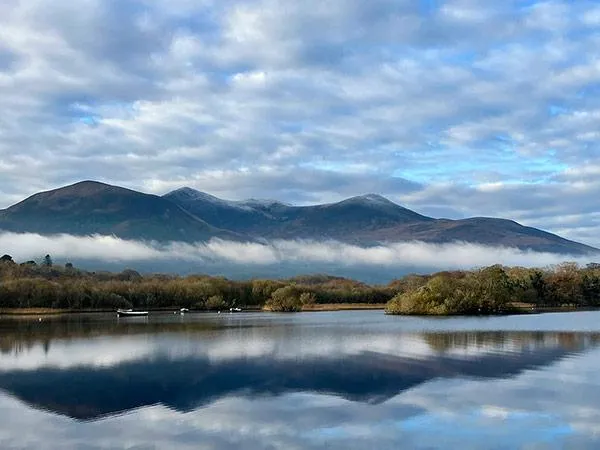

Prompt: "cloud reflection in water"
[0,312,599,449]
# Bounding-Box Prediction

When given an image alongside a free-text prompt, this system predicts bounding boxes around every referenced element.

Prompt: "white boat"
[117,309,149,317]
[229,307,242,313]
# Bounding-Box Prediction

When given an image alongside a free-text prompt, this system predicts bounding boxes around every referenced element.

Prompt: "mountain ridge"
[0,181,243,242]
[164,186,597,254]
[0,181,596,255]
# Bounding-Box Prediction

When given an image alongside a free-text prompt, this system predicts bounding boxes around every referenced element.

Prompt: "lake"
[0,310,599,449]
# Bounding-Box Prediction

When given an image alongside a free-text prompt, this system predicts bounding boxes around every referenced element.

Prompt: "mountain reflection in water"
[0,313,597,422]
[0,346,587,421]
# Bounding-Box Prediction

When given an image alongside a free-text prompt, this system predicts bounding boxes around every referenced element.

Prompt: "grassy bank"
[0,304,386,316]
[510,303,600,314]
[3,303,595,317]
[301,303,386,311]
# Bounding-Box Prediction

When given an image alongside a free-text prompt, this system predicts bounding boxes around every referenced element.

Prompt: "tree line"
[385,262,600,315]
[0,255,392,312]
[1,254,600,314]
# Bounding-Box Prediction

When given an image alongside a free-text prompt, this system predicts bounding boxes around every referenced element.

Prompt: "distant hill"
[163,187,277,232]
[165,187,597,254]
[164,190,434,241]
[0,181,241,242]
[0,181,596,255]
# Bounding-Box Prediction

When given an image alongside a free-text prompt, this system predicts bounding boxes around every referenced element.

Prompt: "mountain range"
[0,180,596,255]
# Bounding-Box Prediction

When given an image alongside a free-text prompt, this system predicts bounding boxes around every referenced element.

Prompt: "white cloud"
[1,1,600,251]
[0,232,595,272]
[0,232,160,262]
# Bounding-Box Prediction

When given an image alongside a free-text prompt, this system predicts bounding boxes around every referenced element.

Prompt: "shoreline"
[1,304,599,317]
[301,303,386,311]
[0,304,388,317]
[384,305,600,317]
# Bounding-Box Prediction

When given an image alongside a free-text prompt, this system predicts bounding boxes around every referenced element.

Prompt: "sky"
[1,0,600,246]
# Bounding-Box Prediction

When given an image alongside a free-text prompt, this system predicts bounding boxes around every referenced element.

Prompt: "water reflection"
[0,314,597,422]
[0,312,600,449]
[0,343,590,421]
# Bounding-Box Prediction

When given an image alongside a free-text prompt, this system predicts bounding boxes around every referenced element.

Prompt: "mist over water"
[0,232,595,281]
[1,311,600,449]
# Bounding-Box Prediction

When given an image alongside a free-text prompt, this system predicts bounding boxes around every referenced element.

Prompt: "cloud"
[1,1,600,248]
[0,232,595,273]
[0,232,160,262]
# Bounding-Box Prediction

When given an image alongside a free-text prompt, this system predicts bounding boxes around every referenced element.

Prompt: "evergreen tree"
[43,254,53,267]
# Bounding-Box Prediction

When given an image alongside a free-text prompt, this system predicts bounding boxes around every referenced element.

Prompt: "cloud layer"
[0,232,595,275]
[1,1,600,246]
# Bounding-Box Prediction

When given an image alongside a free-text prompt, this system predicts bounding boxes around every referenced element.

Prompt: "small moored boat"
[117,309,149,317]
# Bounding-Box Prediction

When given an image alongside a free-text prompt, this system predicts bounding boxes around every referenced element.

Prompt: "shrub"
[386,267,512,316]
[205,294,227,311]
[265,286,301,312]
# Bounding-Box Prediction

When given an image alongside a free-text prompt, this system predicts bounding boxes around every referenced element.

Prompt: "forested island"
[0,254,599,315]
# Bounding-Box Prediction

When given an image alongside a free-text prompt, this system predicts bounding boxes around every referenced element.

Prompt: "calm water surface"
[1,310,600,449]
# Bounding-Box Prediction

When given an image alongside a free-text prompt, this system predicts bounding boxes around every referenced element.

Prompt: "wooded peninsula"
[0,254,599,315]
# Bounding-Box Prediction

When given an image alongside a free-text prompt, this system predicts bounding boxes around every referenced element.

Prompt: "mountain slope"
[163,187,276,232]
[165,188,598,254]
[356,217,596,254]
[0,181,596,255]
[0,181,242,242]
[164,189,434,240]
[267,194,434,240]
